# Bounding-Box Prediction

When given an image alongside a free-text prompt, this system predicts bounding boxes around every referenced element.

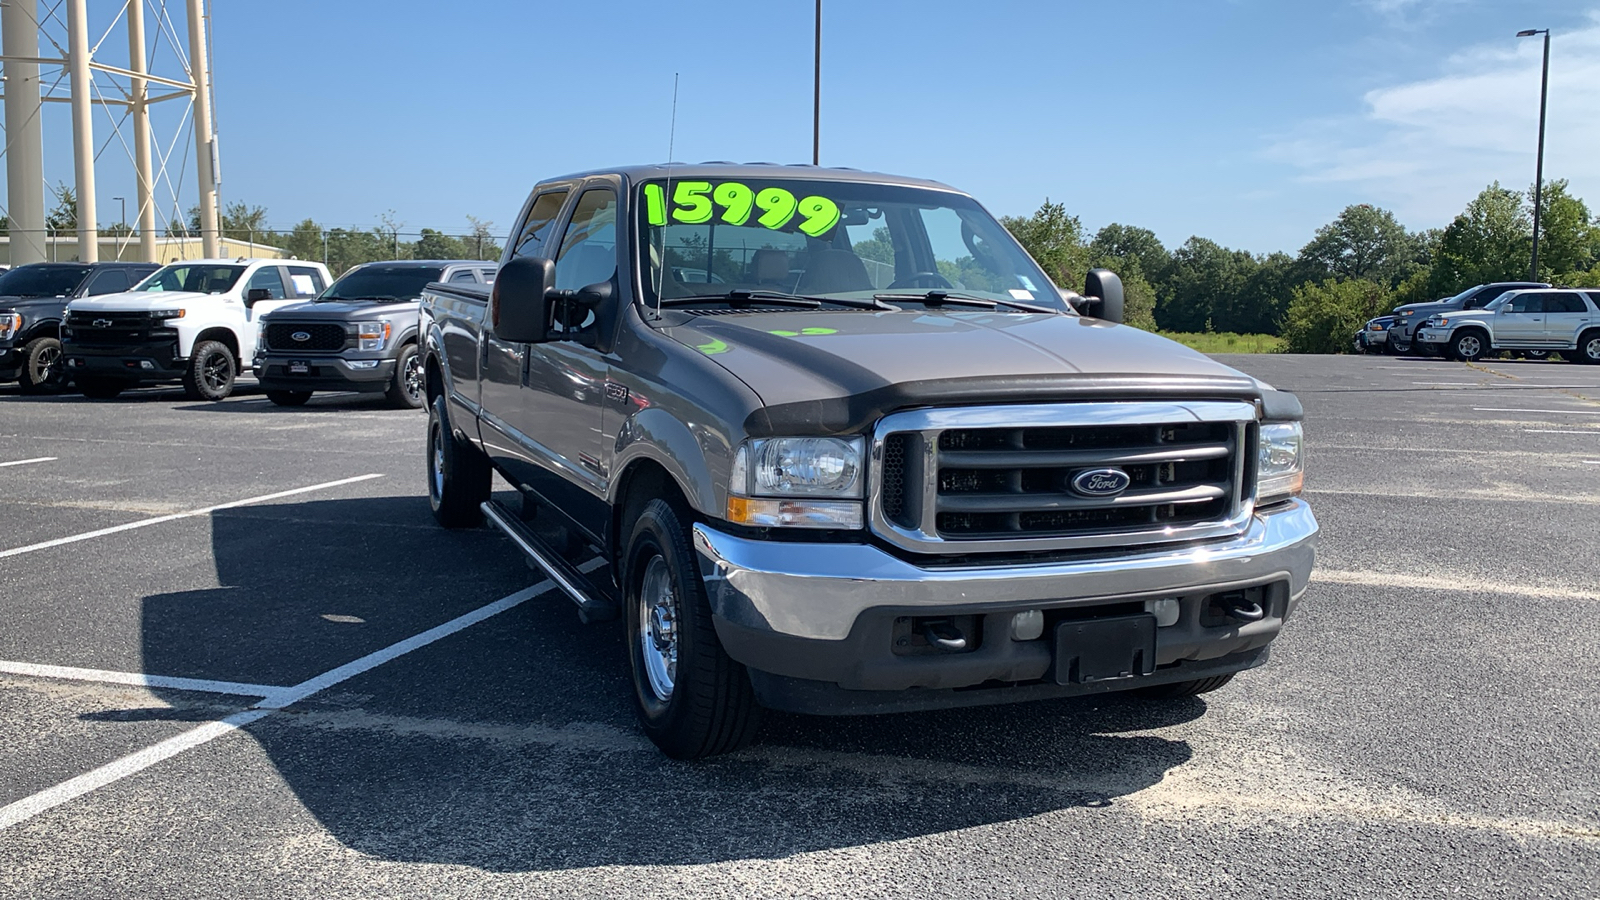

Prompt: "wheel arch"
[192,326,241,362]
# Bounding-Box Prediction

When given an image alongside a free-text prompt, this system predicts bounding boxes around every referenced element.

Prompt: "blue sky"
[15,0,1600,255]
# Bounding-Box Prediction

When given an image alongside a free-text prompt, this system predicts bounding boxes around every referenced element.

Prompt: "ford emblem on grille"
[1071,468,1131,497]
[291,331,311,342]
[92,318,112,328]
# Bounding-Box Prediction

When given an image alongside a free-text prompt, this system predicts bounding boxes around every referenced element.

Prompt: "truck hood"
[261,299,416,320]
[67,290,214,311]
[659,309,1272,435]
[0,294,70,317]
[1392,300,1456,318]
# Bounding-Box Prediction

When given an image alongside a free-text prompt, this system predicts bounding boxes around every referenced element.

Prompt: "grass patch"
[1157,332,1285,354]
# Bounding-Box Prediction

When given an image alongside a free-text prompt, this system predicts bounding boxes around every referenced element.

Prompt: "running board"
[480,500,617,623]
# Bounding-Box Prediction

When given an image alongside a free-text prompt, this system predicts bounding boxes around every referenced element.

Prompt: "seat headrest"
[751,249,789,284]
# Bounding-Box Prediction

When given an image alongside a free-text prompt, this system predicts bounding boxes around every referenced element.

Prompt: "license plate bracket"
[1054,615,1157,685]
[288,359,310,375]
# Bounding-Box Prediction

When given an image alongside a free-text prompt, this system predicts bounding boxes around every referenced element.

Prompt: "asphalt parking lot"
[1,355,1598,899]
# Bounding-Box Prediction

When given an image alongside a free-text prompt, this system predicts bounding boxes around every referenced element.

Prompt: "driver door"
[1494,293,1545,346]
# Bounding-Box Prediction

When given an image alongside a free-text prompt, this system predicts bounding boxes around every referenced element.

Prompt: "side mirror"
[1081,268,1125,324]
[493,256,556,343]
[244,287,272,306]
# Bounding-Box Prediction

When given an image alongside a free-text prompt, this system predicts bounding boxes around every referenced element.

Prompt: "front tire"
[1448,331,1486,362]
[1139,673,1235,699]
[183,340,236,400]
[266,390,312,407]
[384,344,425,409]
[18,336,67,394]
[625,498,761,759]
[427,394,491,528]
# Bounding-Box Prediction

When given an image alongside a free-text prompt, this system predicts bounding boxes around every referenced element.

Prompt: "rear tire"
[625,497,761,759]
[1520,349,1551,361]
[1580,331,1600,365]
[76,376,125,400]
[1139,673,1235,699]
[266,390,312,407]
[183,340,236,400]
[427,394,491,528]
[18,336,67,394]
[384,344,425,409]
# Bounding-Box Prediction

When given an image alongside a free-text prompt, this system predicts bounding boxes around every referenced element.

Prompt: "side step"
[480,500,618,622]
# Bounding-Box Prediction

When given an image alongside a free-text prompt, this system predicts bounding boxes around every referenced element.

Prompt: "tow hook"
[1218,593,1266,623]
[920,618,969,651]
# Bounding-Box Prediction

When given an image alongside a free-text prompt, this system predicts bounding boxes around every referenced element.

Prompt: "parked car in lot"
[1414,288,1600,362]
[60,258,332,400]
[1389,281,1547,354]
[419,163,1318,759]
[0,261,160,392]
[1354,315,1395,354]
[253,260,496,408]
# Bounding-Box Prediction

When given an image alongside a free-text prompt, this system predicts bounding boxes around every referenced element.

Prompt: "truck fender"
[610,407,724,520]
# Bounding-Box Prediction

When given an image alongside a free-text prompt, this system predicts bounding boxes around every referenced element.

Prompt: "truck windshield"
[317,266,444,303]
[135,264,246,294]
[0,264,89,298]
[636,178,1066,311]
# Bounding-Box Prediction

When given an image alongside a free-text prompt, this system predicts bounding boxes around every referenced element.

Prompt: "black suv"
[0,261,159,392]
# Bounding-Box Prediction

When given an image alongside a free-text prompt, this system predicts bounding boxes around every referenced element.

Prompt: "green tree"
[1427,182,1532,297]
[1091,223,1171,285]
[1001,199,1089,290]
[1282,279,1389,354]
[1530,179,1598,279]
[278,219,325,262]
[1159,237,1252,332]
[1297,204,1416,285]
[46,182,77,231]
[413,228,467,260]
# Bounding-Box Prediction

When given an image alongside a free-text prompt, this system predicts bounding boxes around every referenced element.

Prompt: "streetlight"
[112,196,126,260]
[812,0,821,165]
[1517,28,1550,281]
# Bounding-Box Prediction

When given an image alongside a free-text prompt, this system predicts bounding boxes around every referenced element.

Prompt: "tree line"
[1001,180,1600,352]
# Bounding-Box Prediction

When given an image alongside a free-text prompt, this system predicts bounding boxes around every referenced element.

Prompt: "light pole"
[113,196,126,259]
[813,0,821,165]
[1517,28,1550,281]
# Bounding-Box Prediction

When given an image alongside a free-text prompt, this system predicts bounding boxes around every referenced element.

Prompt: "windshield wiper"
[659,289,888,310]
[872,290,1059,314]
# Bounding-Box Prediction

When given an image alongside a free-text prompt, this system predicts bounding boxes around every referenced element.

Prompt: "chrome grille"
[871,401,1257,554]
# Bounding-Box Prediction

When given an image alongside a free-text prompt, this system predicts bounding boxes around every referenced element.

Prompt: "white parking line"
[1315,569,1599,601]
[1524,429,1600,435]
[0,559,603,832]
[0,474,384,560]
[0,660,284,697]
[0,457,57,468]
[1473,407,1600,415]
[1412,382,1479,386]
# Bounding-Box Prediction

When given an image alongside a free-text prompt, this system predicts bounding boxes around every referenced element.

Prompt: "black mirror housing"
[244,287,272,305]
[493,256,555,343]
[1082,269,1125,324]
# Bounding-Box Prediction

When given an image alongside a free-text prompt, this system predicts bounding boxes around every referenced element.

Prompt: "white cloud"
[1266,13,1600,227]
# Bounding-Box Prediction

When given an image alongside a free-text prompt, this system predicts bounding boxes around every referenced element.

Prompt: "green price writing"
[644,181,840,237]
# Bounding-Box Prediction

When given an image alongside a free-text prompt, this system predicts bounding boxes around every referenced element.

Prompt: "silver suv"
[1414,288,1600,362]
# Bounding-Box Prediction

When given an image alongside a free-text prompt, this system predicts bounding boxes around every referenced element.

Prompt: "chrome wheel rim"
[1587,338,1600,361]
[638,555,678,702]
[1458,335,1480,358]
[430,426,445,499]
[403,354,424,401]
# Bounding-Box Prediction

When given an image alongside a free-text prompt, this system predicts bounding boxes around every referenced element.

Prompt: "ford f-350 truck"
[420,164,1319,759]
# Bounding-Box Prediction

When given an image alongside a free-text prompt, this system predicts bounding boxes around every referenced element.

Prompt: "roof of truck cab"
[537,163,963,194]
[348,259,497,268]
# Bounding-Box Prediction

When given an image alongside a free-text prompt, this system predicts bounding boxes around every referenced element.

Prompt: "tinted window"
[479,268,497,285]
[137,264,246,294]
[554,189,618,293]
[246,266,287,299]
[286,266,326,297]
[512,191,568,260]
[447,269,479,283]
[0,264,89,298]
[1466,287,1509,309]
[319,266,445,303]
[84,269,131,295]
[1548,292,1588,314]
[1501,293,1541,314]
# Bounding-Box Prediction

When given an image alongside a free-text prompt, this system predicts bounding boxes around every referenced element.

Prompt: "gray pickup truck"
[254,260,496,407]
[419,164,1319,759]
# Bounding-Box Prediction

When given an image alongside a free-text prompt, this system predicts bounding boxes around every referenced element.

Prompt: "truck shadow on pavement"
[128,494,1202,872]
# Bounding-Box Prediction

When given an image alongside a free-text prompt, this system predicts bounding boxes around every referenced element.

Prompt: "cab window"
[84,269,131,295]
[246,266,287,299]
[286,265,326,297]
[511,190,569,260]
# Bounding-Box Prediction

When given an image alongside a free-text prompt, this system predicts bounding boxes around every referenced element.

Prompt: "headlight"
[1399,309,1414,317]
[356,321,390,351]
[1370,323,1385,332]
[0,312,20,341]
[1256,422,1304,506]
[1431,317,1448,327]
[727,437,864,529]
[149,309,186,320]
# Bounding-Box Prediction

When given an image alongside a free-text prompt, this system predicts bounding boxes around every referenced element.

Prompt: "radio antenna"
[653,73,680,321]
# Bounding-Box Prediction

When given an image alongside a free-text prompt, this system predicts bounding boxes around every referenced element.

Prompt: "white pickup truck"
[1415,287,1600,363]
[61,258,332,399]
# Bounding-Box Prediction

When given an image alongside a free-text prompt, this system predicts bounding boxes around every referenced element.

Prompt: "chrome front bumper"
[693,498,1318,643]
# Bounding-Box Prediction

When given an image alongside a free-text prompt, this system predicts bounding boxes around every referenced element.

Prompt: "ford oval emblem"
[291,331,311,342]
[1071,468,1131,497]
